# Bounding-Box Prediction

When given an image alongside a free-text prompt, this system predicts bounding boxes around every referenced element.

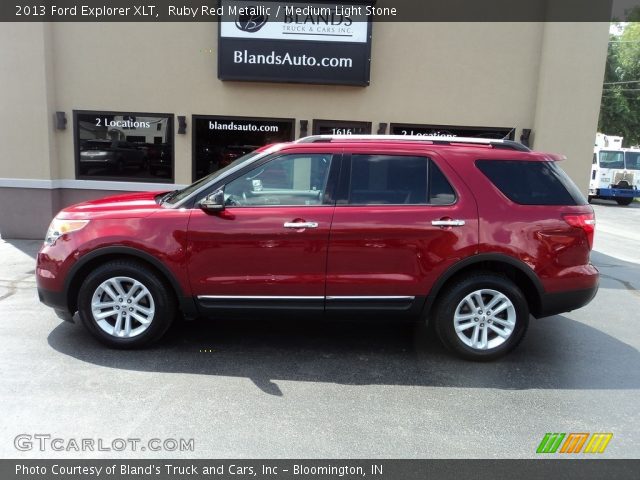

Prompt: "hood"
[57,191,167,220]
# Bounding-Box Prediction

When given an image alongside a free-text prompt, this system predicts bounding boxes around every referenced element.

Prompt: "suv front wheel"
[434,273,529,361]
[77,260,176,348]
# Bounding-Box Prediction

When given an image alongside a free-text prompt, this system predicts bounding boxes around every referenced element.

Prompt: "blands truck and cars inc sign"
[218,1,373,86]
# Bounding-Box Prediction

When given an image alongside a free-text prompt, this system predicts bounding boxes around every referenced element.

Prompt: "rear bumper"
[598,188,639,198]
[37,287,74,322]
[537,284,599,318]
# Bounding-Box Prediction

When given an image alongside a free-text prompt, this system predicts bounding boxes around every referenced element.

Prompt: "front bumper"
[37,287,74,322]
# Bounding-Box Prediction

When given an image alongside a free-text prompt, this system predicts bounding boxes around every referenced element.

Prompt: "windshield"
[163,151,265,205]
[625,151,640,170]
[598,150,624,169]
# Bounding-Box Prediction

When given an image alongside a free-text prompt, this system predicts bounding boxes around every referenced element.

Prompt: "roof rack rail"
[295,134,531,152]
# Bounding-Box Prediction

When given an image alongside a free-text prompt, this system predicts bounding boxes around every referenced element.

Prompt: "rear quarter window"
[476,160,587,206]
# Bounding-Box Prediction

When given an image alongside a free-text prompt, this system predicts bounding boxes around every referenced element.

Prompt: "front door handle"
[284,222,318,229]
[431,219,465,227]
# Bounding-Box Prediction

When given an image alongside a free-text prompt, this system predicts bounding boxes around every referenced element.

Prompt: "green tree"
[599,19,640,146]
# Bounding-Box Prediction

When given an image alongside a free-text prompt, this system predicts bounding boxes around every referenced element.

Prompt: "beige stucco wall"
[532,22,609,187]
[0,23,58,179]
[1,21,609,190]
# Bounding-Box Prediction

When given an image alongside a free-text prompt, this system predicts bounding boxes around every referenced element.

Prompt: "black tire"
[587,195,593,204]
[77,260,176,349]
[433,273,529,361]
[616,197,633,206]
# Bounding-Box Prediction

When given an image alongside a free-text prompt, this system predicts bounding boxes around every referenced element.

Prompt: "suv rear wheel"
[434,273,529,361]
[77,260,175,348]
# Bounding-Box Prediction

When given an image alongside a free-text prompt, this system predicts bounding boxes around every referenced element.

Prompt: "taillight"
[562,213,596,250]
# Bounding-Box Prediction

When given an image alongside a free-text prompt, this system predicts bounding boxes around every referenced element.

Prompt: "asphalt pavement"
[0,199,638,458]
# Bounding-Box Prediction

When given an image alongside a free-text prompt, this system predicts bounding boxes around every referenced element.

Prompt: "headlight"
[44,219,89,246]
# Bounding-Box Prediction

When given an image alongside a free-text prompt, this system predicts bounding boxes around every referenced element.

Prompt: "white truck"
[589,133,640,206]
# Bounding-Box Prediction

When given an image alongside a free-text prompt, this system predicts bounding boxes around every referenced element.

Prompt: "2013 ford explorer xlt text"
[36,135,599,360]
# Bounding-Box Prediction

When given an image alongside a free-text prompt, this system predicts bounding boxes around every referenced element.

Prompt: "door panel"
[326,205,477,296]
[187,206,334,298]
[326,152,478,304]
[186,151,338,315]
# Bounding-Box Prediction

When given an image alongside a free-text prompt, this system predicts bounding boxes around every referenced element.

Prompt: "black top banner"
[2,0,639,21]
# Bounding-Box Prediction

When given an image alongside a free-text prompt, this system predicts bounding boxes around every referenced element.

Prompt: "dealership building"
[0,14,609,238]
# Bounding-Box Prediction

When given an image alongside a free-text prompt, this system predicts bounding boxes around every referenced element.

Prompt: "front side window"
[625,151,640,170]
[599,150,624,169]
[163,150,264,206]
[223,154,333,207]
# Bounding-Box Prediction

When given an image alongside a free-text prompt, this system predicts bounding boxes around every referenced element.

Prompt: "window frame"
[73,109,175,183]
[336,153,458,207]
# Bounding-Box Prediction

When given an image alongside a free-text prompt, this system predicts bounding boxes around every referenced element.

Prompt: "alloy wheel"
[453,288,516,350]
[90,276,155,338]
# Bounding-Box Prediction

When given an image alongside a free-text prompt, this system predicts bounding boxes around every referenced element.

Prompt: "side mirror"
[199,189,225,212]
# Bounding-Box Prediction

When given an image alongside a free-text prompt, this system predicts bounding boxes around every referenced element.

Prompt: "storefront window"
[75,111,174,182]
[313,119,372,136]
[390,123,514,140]
[193,115,294,181]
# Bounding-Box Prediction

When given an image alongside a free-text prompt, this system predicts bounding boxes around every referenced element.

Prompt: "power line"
[603,80,640,85]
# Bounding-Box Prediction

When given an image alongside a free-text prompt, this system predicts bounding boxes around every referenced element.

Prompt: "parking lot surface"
[0,199,638,458]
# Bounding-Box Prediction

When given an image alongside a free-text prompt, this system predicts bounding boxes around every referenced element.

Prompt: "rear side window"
[476,160,587,206]
[429,161,456,205]
[348,155,455,205]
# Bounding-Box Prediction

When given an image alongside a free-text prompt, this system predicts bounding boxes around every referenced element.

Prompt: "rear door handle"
[284,222,318,229]
[431,219,465,227]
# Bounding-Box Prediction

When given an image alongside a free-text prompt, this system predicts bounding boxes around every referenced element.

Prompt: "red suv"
[36,135,598,360]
